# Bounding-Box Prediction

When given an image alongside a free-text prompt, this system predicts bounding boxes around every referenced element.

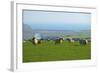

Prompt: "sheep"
[55,38,63,44]
[32,37,41,45]
[79,39,88,45]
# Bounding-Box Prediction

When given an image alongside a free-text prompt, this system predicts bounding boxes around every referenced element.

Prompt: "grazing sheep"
[55,38,63,44]
[67,38,74,43]
[79,39,88,45]
[32,37,41,45]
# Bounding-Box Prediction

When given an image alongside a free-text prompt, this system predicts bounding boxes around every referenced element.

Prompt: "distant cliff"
[23,24,34,40]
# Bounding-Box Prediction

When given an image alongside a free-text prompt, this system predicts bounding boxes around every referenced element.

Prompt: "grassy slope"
[23,40,91,63]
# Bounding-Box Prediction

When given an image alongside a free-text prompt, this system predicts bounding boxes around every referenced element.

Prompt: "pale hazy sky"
[23,10,91,30]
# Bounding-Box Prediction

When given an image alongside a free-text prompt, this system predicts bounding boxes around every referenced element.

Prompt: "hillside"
[23,24,91,40]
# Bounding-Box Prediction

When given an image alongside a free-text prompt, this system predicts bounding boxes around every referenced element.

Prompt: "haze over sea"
[23,10,91,31]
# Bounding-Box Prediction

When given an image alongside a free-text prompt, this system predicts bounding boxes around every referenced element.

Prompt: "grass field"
[23,40,91,63]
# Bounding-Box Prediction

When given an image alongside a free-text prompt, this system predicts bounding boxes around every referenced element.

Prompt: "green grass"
[23,40,91,63]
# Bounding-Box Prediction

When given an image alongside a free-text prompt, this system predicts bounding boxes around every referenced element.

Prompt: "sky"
[23,10,91,30]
